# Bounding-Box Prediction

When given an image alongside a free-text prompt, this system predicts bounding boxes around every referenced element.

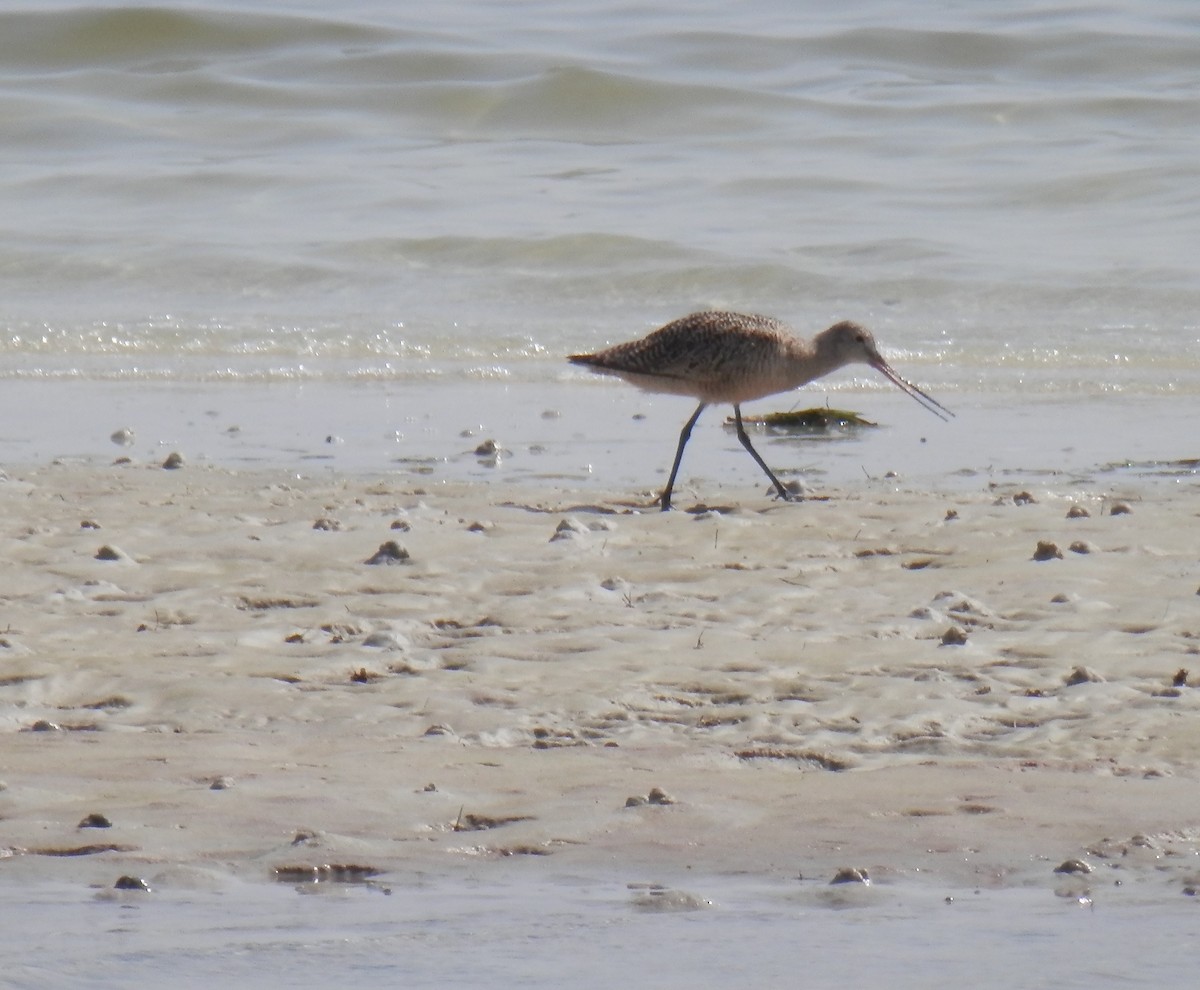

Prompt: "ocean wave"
[0,6,380,70]
[2,2,1198,400]
[5,5,1195,149]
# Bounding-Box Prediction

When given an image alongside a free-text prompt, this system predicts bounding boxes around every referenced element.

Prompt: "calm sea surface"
[2,0,1198,479]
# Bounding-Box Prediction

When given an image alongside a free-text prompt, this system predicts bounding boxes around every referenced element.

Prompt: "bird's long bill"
[870,357,955,421]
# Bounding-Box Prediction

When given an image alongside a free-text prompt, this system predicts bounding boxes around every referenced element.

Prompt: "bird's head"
[815,320,882,366]
[815,320,953,421]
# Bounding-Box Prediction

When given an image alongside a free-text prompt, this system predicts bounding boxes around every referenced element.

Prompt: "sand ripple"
[2,466,1199,890]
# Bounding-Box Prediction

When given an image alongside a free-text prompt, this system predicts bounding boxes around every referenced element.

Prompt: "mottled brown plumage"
[569,311,951,510]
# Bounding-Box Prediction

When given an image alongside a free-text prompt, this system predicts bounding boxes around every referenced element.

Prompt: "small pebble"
[1032,540,1063,561]
[1172,669,1189,688]
[829,867,871,885]
[94,545,128,562]
[78,813,112,829]
[1109,502,1133,515]
[29,719,61,732]
[625,787,676,807]
[161,451,185,470]
[1068,541,1096,554]
[629,886,712,912]
[1066,505,1090,519]
[110,428,135,447]
[550,518,589,542]
[364,541,410,565]
[1065,666,1104,686]
[80,519,101,530]
[113,876,151,892]
[474,439,499,456]
[1053,858,1093,875]
[312,518,342,531]
[940,626,968,646]
[209,776,234,790]
[1012,491,1036,505]
[390,519,411,531]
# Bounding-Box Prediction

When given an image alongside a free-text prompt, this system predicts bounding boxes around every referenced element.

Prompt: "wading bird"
[569,311,951,510]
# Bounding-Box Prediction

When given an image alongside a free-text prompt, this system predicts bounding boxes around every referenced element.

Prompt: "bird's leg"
[659,402,706,511]
[732,404,793,502]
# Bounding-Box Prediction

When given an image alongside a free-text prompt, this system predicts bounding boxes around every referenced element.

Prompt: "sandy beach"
[3,456,1199,906]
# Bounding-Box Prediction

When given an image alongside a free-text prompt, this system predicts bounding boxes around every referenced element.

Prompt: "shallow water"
[6,871,1200,990]
[2,0,1198,405]
[1,378,1194,495]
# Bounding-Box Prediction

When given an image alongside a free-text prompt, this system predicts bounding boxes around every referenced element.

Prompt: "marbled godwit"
[569,311,952,510]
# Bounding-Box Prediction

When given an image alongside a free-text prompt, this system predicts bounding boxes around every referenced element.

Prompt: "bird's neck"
[783,337,849,388]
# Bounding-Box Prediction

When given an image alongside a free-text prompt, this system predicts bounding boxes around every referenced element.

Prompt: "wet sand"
[3,457,1200,904]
